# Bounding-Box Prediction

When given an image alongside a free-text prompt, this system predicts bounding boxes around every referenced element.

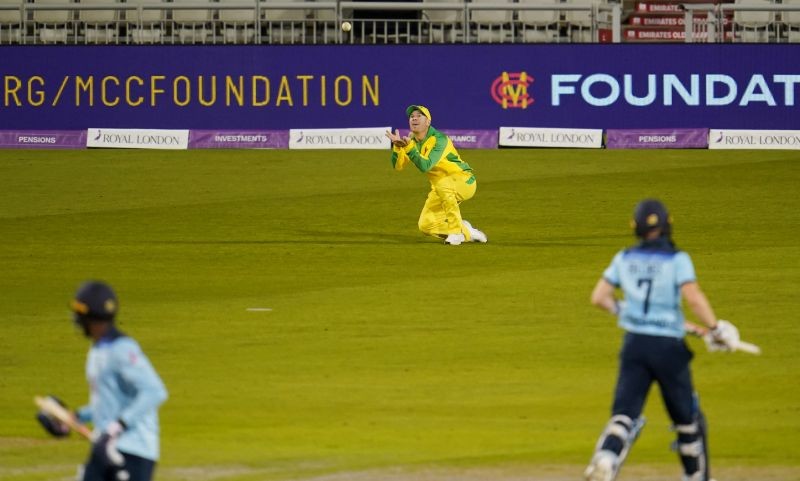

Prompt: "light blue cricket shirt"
[603,240,696,339]
[76,329,168,461]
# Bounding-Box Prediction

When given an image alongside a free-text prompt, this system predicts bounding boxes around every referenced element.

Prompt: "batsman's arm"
[680,281,718,331]
[591,278,620,316]
[684,321,708,337]
[114,340,168,426]
[76,405,92,424]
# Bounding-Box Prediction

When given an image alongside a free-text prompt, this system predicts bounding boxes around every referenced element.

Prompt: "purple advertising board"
[439,129,498,149]
[0,130,86,149]
[606,128,709,149]
[1,45,798,130]
[189,130,289,149]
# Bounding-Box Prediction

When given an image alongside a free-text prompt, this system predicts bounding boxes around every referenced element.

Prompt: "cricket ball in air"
[341,21,352,32]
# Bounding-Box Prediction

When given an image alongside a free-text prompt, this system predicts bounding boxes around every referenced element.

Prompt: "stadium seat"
[565,0,603,42]
[517,0,559,43]
[77,0,119,44]
[171,0,214,44]
[125,0,164,43]
[781,0,800,42]
[262,0,308,44]
[422,0,464,43]
[470,0,514,43]
[218,0,257,43]
[33,0,74,43]
[308,0,337,43]
[734,0,774,42]
[0,0,24,44]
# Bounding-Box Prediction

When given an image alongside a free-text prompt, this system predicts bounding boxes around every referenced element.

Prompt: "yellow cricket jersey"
[390,126,475,185]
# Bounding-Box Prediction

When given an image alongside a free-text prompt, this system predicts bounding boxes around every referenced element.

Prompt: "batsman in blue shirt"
[70,280,168,481]
[583,200,740,481]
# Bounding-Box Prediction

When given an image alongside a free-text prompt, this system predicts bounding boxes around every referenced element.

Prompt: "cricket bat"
[734,340,761,355]
[34,395,93,440]
[686,321,762,355]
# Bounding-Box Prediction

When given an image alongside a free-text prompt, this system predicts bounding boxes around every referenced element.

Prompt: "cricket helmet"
[405,105,431,122]
[632,199,672,238]
[70,280,118,323]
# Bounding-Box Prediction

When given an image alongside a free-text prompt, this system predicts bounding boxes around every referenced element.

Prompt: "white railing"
[682,2,800,43]
[339,1,621,44]
[0,0,623,45]
[463,1,621,43]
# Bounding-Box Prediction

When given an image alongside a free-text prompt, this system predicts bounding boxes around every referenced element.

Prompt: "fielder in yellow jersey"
[385,105,488,245]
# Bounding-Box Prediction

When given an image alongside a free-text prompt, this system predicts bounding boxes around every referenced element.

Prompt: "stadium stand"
[565,0,604,42]
[126,0,166,43]
[422,0,464,43]
[0,0,23,43]
[32,0,73,43]
[625,0,733,42]
[733,0,774,42]
[2,0,799,44]
[217,0,258,43]
[309,0,338,43]
[171,0,214,43]
[0,0,24,43]
[623,0,796,43]
[517,0,560,43]
[351,0,420,43]
[77,0,120,43]
[470,0,515,43]
[784,0,800,41]
[263,0,309,44]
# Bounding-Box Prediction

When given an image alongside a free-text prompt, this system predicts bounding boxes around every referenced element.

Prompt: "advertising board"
[1,45,798,130]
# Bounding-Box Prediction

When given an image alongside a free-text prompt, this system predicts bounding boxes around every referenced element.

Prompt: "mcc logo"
[491,72,534,109]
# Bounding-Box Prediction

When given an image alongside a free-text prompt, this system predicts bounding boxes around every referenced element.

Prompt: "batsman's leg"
[656,341,708,481]
[674,420,706,481]
[120,453,156,481]
[586,337,652,481]
[79,455,104,481]
[80,459,129,481]
[697,408,711,481]
[672,396,711,481]
[584,415,646,481]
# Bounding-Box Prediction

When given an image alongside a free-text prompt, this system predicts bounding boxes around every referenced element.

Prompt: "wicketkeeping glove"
[35,395,71,438]
[704,319,740,352]
[92,420,126,468]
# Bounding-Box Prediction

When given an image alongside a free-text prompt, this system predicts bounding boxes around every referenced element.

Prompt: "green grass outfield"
[0,148,798,481]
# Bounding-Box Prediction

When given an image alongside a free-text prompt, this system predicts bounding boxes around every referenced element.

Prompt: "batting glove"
[704,319,740,352]
[92,420,126,468]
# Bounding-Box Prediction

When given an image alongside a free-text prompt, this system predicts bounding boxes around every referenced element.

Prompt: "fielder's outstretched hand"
[385,129,409,148]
